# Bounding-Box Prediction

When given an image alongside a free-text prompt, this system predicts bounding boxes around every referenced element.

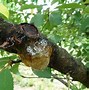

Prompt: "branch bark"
[0,18,89,88]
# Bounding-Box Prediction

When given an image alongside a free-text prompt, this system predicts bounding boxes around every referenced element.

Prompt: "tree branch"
[0,18,89,88]
[49,44,89,87]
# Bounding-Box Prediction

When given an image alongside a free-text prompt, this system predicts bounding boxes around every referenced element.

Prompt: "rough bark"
[0,18,89,88]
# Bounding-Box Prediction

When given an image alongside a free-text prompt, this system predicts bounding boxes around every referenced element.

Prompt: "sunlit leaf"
[84,0,89,5]
[0,55,18,61]
[58,3,84,9]
[84,6,89,13]
[21,4,42,10]
[71,84,79,90]
[0,3,9,18]
[51,0,58,5]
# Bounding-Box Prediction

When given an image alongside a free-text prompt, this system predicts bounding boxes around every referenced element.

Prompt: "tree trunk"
[0,18,89,88]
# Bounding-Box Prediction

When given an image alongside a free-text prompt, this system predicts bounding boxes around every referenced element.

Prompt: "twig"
[20,74,51,78]
[52,74,68,87]
[20,73,68,88]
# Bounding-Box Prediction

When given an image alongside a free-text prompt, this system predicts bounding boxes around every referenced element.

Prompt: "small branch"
[0,18,89,87]
[20,73,68,87]
[0,41,9,48]
[20,74,51,78]
[52,74,68,87]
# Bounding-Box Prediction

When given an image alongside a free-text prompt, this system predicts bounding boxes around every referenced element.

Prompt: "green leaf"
[0,55,18,61]
[21,4,42,10]
[84,0,89,5]
[86,62,89,68]
[71,84,79,90]
[51,0,58,5]
[30,13,44,27]
[86,46,89,50]
[51,0,64,4]
[48,34,61,43]
[49,11,62,26]
[32,67,52,78]
[31,0,38,3]
[0,3,9,18]
[0,69,13,90]
[0,55,18,68]
[0,49,5,56]
[10,63,20,74]
[0,61,8,69]
[84,6,89,13]
[58,3,84,9]
[80,17,89,32]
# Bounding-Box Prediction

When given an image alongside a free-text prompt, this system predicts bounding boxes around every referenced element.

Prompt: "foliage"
[32,67,51,78]
[0,3,9,18]
[0,0,89,90]
[0,69,13,90]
